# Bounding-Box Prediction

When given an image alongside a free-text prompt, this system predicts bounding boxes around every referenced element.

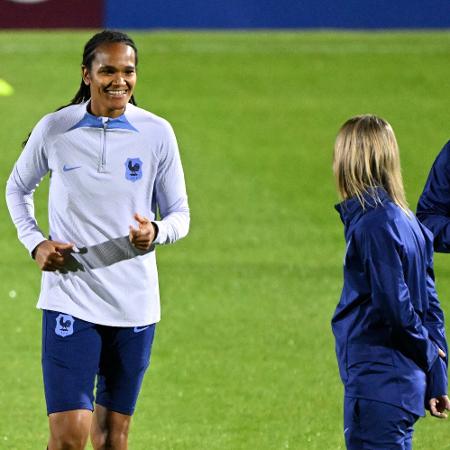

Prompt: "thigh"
[42,310,102,414]
[344,397,364,449]
[344,397,418,450]
[402,420,415,450]
[95,324,156,415]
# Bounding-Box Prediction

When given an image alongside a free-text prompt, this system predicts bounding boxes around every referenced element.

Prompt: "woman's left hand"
[429,395,450,418]
[129,213,157,250]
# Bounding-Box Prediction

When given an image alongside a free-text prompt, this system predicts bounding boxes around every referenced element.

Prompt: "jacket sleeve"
[361,225,439,372]
[417,141,450,253]
[423,247,448,401]
[5,118,49,255]
[152,122,190,245]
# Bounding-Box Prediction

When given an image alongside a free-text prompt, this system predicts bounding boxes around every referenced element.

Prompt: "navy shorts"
[344,397,419,450]
[42,310,156,416]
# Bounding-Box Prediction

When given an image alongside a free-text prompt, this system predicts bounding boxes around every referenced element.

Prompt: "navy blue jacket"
[333,188,448,416]
[417,140,450,253]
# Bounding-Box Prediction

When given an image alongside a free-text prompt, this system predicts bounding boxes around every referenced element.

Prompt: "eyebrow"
[99,65,136,71]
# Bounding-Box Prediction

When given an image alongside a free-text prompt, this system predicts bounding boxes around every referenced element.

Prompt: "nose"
[112,73,125,85]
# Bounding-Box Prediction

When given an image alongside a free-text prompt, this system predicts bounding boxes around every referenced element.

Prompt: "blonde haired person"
[332,115,449,449]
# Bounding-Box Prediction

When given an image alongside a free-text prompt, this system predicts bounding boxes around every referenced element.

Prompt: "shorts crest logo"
[55,314,75,337]
[125,158,143,182]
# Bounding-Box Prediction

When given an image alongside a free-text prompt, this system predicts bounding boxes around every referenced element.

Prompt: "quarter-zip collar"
[335,187,390,229]
[69,103,138,132]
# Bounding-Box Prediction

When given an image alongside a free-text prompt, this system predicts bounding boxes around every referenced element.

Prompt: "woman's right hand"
[33,240,74,271]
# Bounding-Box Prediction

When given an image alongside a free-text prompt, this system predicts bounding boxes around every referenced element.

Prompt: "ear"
[82,65,90,86]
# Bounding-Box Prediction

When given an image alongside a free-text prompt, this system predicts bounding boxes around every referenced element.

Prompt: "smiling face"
[82,42,137,118]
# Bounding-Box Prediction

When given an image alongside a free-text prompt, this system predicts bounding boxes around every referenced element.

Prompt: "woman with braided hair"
[6,30,190,449]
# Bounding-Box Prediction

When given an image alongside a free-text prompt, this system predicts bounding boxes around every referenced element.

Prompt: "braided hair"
[59,29,138,110]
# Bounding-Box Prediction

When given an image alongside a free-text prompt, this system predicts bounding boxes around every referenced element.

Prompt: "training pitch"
[0,31,449,449]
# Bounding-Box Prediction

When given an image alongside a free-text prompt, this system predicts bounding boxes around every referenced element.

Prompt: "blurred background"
[1,0,450,28]
[1,1,450,449]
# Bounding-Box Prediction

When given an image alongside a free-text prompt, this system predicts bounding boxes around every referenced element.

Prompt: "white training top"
[6,102,190,326]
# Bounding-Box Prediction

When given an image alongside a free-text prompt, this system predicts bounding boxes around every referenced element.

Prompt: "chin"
[109,98,130,110]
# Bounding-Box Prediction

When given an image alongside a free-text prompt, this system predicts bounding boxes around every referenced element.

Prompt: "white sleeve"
[152,123,190,245]
[5,118,49,255]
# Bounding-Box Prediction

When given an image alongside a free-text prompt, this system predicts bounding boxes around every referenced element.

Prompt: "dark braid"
[23,30,138,146]
[57,29,138,110]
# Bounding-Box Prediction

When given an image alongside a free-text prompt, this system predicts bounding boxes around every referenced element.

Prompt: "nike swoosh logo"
[133,326,150,333]
[63,165,81,172]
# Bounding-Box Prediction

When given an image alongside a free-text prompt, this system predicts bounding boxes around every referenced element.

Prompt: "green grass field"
[1,31,450,449]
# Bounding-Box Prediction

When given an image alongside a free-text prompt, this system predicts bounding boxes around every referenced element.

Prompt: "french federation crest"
[55,314,74,337]
[125,157,143,182]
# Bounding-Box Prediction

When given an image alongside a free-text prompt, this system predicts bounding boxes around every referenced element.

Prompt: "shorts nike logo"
[133,326,150,333]
[63,165,81,172]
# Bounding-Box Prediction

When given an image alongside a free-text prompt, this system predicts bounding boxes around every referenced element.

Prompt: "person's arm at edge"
[417,140,450,253]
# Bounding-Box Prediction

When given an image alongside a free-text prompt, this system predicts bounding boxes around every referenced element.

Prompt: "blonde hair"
[333,114,409,214]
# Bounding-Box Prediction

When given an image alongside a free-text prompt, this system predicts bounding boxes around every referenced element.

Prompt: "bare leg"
[48,410,92,450]
[90,404,132,450]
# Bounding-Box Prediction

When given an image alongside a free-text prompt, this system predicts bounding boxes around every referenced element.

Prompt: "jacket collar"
[68,102,138,132]
[335,187,390,227]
